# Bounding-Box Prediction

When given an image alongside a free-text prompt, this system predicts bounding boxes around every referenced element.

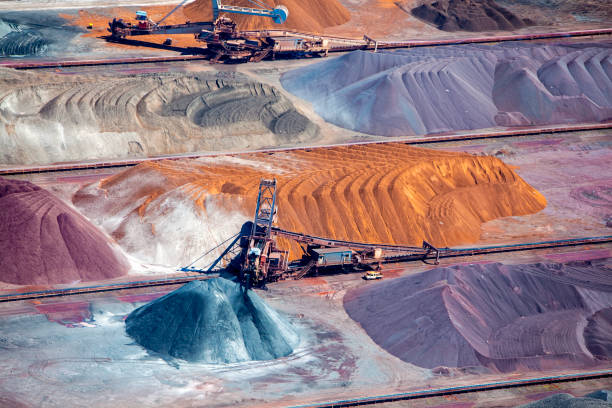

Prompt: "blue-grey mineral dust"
[125,277,299,363]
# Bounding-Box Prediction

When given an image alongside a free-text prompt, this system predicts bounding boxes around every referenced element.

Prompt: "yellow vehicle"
[363,270,383,280]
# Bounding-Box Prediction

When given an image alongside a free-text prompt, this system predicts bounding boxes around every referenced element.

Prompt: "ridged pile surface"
[410,0,530,31]
[74,143,545,266]
[184,0,350,32]
[0,13,81,57]
[344,262,612,372]
[0,177,128,285]
[0,29,49,56]
[125,278,299,363]
[584,308,612,360]
[281,43,612,137]
[0,69,317,165]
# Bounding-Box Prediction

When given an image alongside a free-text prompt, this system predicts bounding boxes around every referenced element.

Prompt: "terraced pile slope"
[282,42,612,137]
[184,0,350,32]
[126,278,299,363]
[493,48,612,126]
[0,69,317,165]
[74,143,546,267]
[0,12,83,57]
[409,0,531,31]
[0,177,128,285]
[584,308,612,360]
[344,262,612,373]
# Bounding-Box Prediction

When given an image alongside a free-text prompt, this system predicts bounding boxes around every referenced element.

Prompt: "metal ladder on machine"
[241,178,279,287]
[293,259,316,279]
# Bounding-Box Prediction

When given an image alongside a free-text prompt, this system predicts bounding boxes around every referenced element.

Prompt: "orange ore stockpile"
[76,144,546,262]
[184,0,350,32]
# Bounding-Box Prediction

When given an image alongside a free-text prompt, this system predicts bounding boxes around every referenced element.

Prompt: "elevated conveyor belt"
[242,27,612,53]
[291,370,612,408]
[272,227,612,263]
[271,227,425,253]
[1,28,610,70]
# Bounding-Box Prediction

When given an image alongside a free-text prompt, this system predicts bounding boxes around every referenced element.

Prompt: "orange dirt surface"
[324,0,438,39]
[87,143,546,259]
[183,0,350,32]
[60,7,203,49]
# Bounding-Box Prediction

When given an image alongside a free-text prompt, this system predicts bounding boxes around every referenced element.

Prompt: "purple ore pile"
[344,262,612,372]
[0,177,128,285]
[281,42,612,136]
[125,278,299,363]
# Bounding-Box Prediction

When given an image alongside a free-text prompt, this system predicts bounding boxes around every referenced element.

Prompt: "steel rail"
[0,274,216,303]
[443,236,612,257]
[0,54,210,70]
[1,122,610,176]
[374,27,612,49]
[1,28,610,70]
[290,370,612,408]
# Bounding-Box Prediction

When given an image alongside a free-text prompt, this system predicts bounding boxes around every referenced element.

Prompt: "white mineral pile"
[0,69,318,165]
[73,162,251,267]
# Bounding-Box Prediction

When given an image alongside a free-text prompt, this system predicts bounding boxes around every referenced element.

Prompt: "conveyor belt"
[272,227,424,253]
[1,27,610,70]
[274,227,612,260]
[291,370,612,408]
[2,122,610,176]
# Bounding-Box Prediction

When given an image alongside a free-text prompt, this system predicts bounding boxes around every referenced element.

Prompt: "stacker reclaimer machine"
[183,178,442,287]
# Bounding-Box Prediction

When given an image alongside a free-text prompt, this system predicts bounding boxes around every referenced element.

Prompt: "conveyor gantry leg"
[422,240,440,265]
[363,34,378,52]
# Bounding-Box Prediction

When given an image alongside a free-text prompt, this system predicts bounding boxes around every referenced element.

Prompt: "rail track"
[290,370,612,408]
[1,27,610,70]
[0,274,215,303]
[0,54,210,70]
[1,122,610,176]
[1,235,609,302]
